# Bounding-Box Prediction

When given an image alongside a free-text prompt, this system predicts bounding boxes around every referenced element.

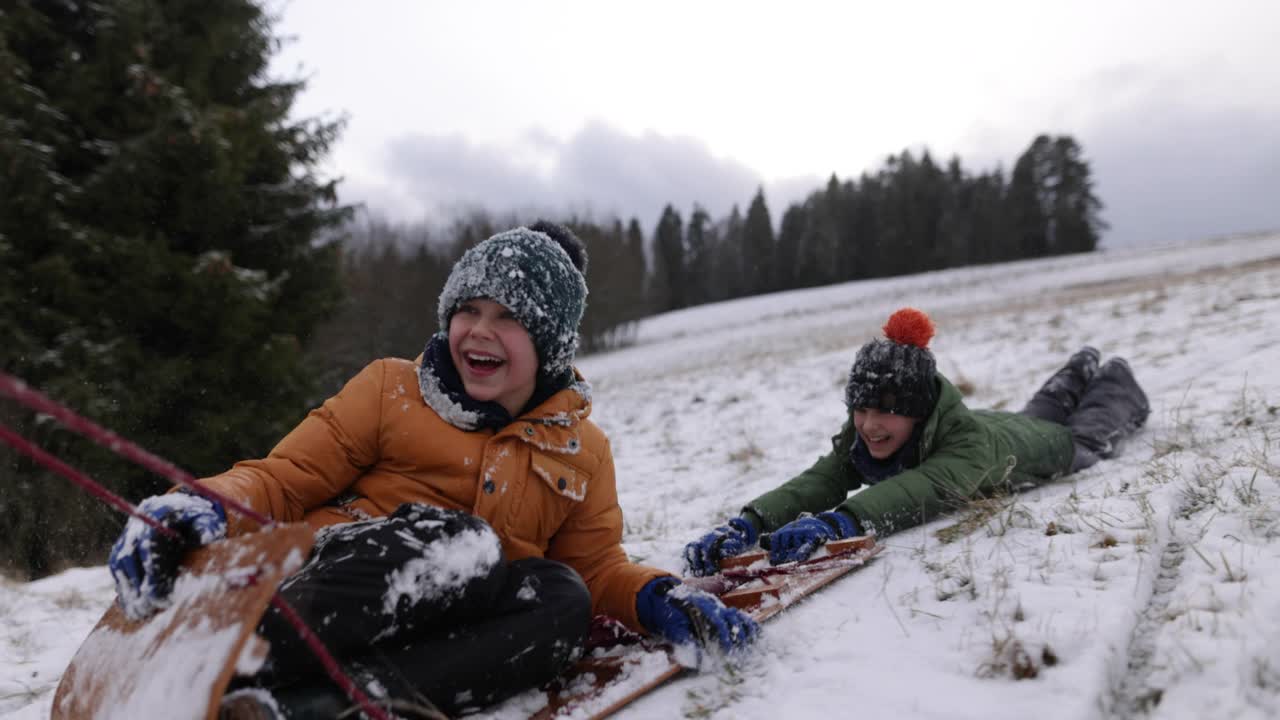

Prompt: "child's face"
[852,408,919,460]
[448,298,539,416]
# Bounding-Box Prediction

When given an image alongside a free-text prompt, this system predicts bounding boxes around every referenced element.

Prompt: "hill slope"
[5,232,1280,719]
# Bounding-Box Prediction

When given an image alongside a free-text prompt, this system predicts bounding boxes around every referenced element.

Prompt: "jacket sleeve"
[545,438,669,632]
[743,423,862,532]
[836,419,1002,536]
[197,360,385,535]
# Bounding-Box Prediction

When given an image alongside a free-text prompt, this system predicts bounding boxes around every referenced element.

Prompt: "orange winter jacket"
[198,357,669,630]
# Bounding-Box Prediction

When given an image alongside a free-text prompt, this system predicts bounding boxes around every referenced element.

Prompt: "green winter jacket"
[745,374,1074,536]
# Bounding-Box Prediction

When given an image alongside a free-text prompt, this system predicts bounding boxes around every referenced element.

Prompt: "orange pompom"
[883,308,935,348]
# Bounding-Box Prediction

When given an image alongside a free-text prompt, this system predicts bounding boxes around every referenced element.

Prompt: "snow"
[378,523,502,633]
[3,230,1280,719]
[419,347,484,430]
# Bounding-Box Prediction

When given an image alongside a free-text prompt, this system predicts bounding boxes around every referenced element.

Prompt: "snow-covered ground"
[4,231,1280,719]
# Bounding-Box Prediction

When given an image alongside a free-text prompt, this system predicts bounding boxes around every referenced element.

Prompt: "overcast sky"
[270,1,1280,248]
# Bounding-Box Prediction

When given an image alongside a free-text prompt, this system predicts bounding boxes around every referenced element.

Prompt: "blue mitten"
[109,493,227,619]
[636,578,759,653]
[683,517,759,576]
[767,511,859,565]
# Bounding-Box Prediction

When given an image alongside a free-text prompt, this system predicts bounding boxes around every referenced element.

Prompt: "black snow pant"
[251,503,592,717]
[1021,347,1151,472]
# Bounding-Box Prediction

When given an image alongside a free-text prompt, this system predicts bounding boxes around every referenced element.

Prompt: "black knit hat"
[437,221,588,378]
[845,308,938,418]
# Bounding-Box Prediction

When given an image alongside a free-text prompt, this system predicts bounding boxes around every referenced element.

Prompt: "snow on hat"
[437,221,588,378]
[845,308,938,418]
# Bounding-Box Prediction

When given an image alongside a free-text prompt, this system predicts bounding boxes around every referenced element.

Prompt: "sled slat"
[721,535,876,569]
[52,524,314,720]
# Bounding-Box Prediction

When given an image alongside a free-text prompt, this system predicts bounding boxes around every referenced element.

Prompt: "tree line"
[313,134,1105,394]
[0,0,1104,578]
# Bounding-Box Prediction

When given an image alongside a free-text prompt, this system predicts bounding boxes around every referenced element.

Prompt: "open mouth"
[464,351,505,372]
[863,432,895,453]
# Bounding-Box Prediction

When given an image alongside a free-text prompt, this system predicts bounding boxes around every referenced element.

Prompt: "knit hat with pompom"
[437,221,588,379]
[845,308,938,418]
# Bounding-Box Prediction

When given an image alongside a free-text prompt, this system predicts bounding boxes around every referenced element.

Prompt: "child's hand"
[108,493,227,619]
[683,517,758,576]
[636,578,759,653]
[767,511,858,565]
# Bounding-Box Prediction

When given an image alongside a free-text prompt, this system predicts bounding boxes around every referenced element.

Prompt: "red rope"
[0,424,178,539]
[0,373,272,528]
[0,371,392,720]
[268,596,390,718]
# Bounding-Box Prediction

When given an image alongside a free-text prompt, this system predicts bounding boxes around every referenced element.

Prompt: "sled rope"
[0,373,273,527]
[720,545,870,584]
[0,372,392,720]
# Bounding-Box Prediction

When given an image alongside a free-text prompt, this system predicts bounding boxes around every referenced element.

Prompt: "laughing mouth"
[465,352,505,370]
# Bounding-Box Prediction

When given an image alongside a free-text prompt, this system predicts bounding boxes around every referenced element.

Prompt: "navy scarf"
[420,334,570,430]
[849,422,925,484]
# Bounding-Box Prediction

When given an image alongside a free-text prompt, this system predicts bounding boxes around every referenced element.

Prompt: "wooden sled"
[51,524,314,720]
[533,536,882,720]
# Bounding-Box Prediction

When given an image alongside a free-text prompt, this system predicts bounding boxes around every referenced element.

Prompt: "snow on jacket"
[197,358,668,631]
[745,373,1075,536]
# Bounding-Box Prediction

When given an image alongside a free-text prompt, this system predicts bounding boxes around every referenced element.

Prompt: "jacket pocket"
[519,452,589,551]
[530,452,590,502]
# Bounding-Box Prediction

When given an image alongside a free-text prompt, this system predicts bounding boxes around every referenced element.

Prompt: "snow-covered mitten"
[683,516,759,576]
[766,511,858,565]
[108,492,227,619]
[636,578,759,653]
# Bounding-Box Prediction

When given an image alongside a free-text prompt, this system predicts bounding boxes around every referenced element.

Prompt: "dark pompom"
[530,220,588,275]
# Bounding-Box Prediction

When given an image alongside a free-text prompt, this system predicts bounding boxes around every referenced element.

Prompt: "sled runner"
[51,524,314,720]
[531,535,882,720]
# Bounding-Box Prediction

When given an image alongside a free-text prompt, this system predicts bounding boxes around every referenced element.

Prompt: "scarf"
[417,333,571,431]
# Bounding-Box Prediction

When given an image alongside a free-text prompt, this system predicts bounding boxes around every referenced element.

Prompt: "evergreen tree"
[742,188,775,294]
[1048,136,1106,254]
[775,204,805,290]
[797,176,842,287]
[623,217,649,319]
[717,205,746,299]
[914,150,947,270]
[651,205,685,311]
[0,0,348,577]
[877,152,918,277]
[848,173,883,280]
[968,168,1007,264]
[683,206,712,307]
[1006,138,1050,259]
[831,178,860,282]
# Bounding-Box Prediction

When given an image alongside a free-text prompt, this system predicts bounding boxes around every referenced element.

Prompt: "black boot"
[1022,346,1101,425]
[1068,357,1150,471]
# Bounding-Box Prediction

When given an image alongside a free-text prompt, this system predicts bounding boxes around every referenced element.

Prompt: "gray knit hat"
[845,308,938,418]
[437,221,588,378]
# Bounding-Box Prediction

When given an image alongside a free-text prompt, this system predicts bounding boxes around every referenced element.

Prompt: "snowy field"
[4,231,1280,719]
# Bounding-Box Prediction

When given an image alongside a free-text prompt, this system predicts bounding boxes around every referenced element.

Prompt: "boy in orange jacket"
[109,222,756,718]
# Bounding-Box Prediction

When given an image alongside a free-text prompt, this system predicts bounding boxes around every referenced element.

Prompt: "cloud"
[346,73,1280,251]
[347,122,815,231]
[1084,101,1280,247]
[1013,61,1280,249]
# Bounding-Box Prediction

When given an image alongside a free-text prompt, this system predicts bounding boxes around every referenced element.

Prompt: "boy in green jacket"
[684,308,1150,574]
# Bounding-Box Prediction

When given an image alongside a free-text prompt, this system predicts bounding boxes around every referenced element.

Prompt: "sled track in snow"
[1105,479,1219,719]
[1107,536,1187,718]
